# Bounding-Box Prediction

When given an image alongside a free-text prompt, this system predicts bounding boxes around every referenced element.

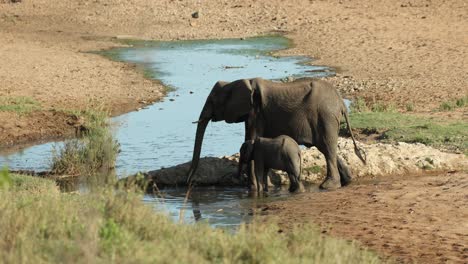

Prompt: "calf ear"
[223,79,253,123]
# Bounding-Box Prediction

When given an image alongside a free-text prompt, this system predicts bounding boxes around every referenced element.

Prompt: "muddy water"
[145,183,321,229]
[0,36,333,228]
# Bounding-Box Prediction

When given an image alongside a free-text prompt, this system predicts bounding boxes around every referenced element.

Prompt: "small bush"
[51,110,119,177]
[439,101,455,111]
[405,103,415,112]
[350,97,368,113]
[455,96,467,107]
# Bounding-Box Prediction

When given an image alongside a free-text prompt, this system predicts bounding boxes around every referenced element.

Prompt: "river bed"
[1,36,334,228]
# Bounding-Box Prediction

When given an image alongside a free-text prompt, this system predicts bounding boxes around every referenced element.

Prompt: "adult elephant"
[187,77,366,190]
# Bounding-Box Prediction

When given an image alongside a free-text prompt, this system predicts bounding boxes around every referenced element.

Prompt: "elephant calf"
[238,135,302,193]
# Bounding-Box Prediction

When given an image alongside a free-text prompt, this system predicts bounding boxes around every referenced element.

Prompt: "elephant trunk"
[187,102,212,184]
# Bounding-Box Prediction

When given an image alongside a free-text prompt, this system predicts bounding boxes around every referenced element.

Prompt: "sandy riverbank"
[264,171,468,263]
[1,0,467,147]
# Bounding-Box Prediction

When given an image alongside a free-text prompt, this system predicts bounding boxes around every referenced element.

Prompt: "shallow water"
[0,36,335,228]
[144,186,293,229]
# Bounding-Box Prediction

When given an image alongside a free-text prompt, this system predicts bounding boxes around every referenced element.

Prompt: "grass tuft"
[439,95,468,111]
[0,96,41,114]
[350,97,396,113]
[439,101,455,111]
[455,96,468,107]
[50,110,119,177]
[405,102,415,112]
[350,97,369,112]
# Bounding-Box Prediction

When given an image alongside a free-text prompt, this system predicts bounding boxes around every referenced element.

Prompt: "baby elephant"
[238,135,302,193]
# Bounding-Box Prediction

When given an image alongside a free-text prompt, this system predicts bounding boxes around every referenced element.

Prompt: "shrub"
[51,110,119,177]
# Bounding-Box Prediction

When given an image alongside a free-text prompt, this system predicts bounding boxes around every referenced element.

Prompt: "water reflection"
[142,186,295,229]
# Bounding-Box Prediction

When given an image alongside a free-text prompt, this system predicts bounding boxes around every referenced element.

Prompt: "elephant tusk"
[192,119,203,124]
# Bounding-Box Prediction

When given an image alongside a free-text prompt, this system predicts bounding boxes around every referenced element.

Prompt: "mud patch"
[265,171,468,263]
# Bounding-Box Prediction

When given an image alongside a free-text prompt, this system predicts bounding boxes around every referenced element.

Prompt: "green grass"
[439,101,455,111]
[455,96,468,107]
[50,110,119,177]
[405,102,415,112]
[304,165,322,174]
[0,173,381,263]
[438,95,468,111]
[346,112,468,153]
[350,97,397,113]
[0,96,41,114]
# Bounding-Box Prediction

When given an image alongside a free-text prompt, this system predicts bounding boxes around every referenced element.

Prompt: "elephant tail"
[342,108,367,164]
[299,151,302,181]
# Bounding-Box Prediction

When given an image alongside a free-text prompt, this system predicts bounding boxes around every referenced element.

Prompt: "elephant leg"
[263,168,270,192]
[287,158,301,192]
[254,161,264,193]
[287,172,300,192]
[249,160,258,192]
[317,126,341,190]
[337,157,352,186]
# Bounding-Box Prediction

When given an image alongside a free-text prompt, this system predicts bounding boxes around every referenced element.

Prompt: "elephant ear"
[223,79,253,123]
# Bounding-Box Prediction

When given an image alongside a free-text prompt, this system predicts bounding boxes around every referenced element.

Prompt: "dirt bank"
[140,138,468,187]
[264,171,468,263]
[1,0,467,147]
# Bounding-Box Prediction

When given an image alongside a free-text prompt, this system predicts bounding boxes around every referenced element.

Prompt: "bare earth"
[266,172,468,263]
[1,0,467,262]
[1,0,467,147]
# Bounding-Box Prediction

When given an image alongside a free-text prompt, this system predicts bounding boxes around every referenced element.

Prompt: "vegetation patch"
[0,96,41,114]
[0,173,381,263]
[50,110,119,177]
[438,95,468,111]
[304,165,322,174]
[344,112,467,154]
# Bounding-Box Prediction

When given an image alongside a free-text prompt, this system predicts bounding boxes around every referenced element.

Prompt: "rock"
[191,11,199,19]
[128,139,468,188]
[144,157,243,187]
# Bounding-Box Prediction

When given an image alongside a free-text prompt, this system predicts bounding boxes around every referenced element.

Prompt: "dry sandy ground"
[265,172,468,263]
[0,0,467,147]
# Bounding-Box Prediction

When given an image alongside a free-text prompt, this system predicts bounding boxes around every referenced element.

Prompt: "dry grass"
[0,173,381,264]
